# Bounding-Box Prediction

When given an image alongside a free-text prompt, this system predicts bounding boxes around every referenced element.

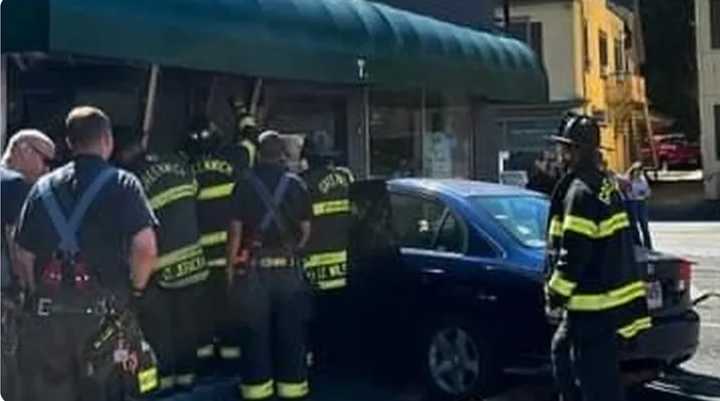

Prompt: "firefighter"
[185,116,250,376]
[545,113,652,401]
[300,135,353,291]
[227,130,313,400]
[14,106,158,401]
[229,96,259,167]
[117,134,209,395]
[1,129,56,401]
[299,135,353,367]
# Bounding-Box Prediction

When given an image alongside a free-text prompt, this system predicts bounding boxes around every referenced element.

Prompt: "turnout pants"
[20,309,118,401]
[196,269,241,377]
[229,264,313,400]
[551,313,626,401]
[136,283,203,392]
[2,295,22,401]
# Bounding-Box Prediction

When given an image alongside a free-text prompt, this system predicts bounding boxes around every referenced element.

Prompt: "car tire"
[420,317,500,400]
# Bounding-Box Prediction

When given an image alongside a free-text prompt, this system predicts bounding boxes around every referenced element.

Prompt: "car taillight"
[677,259,693,292]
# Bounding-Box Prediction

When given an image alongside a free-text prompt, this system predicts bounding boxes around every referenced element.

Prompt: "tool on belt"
[83,307,159,398]
[36,167,159,396]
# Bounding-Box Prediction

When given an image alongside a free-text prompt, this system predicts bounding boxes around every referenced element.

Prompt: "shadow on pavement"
[648,181,720,222]
[648,367,720,400]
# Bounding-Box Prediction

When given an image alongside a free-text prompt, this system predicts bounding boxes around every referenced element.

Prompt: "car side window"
[390,193,445,250]
[435,212,464,253]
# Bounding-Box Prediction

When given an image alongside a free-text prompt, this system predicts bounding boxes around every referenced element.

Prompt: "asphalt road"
[648,222,720,401]
[161,222,720,401]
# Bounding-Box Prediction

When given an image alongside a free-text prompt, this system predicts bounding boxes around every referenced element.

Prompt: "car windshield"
[471,195,549,248]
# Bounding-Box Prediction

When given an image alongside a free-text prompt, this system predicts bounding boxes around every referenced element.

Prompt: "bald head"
[65,106,114,160]
[258,130,287,164]
[2,129,56,182]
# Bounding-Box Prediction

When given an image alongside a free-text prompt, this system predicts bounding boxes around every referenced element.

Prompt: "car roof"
[388,178,545,199]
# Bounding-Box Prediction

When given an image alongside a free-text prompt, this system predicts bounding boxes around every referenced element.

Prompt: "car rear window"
[471,196,549,248]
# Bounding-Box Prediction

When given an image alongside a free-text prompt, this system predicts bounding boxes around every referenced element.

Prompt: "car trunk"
[636,247,693,318]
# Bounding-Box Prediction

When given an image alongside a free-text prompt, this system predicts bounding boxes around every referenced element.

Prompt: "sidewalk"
[648,181,720,222]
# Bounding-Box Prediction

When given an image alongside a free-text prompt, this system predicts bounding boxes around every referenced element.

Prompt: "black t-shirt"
[16,155,157,294]
[1,166,31,288]
[231,163,312,249]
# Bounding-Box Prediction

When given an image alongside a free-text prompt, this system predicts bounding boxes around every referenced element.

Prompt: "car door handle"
[421,268,447,275]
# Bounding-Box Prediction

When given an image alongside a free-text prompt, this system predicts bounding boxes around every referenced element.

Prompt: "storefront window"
[424,93,472,178]
[369,89,422,178]
[369,90,472,179]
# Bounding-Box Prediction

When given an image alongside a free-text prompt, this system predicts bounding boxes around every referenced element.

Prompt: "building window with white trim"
[711,0,720,49]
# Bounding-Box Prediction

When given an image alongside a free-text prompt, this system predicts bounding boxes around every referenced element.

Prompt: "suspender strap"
[245,172,292,235]
[38,168,116,255]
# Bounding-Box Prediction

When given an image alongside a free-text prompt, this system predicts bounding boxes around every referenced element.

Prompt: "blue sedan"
[340,178,699,399]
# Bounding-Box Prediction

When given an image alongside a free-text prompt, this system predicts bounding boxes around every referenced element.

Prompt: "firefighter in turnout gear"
[230,96,259,168]
[227,131,314,400]
[185,116,250,376]
[545,113,651,401]
[300,135,354,369]
[14,107,159,401]
[301,135,354,291]
[118,135,209,395]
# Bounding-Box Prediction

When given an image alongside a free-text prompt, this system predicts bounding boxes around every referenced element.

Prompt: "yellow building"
[496,0,649,173]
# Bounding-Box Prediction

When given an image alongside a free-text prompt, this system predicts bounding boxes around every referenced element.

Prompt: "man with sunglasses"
[1,129,56,183]
[1,129,56,399]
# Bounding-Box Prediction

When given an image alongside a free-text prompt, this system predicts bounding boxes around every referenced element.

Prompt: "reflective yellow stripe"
[242,140,257,167]
[304,250,347,268]
[201,231,227,247]
[241,380,275,400]
[597,212,630,237]
[317,278,347,290]
[547,271,576,297]
[197,344,214,358]
[138,367,158,394]
[548,216,563,238]
[276,381,310,399]
[563,212,630,239]
[176,373,196,386]
[617,316,653,339]
[160,270,209,288]
[207,258,227,268]
[312,199,350,216]
[159,376,176,390]
[198,183,234,201]
[149,184,197,210]
[563,215,598,238]
[567,281,647,311]
[156,243,204,270]
[220,347,242,359]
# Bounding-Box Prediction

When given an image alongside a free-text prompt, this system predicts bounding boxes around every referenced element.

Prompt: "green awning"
[2,0,548,102]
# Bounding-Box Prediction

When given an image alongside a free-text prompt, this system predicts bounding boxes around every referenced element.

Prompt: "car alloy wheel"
[427,327,481,396]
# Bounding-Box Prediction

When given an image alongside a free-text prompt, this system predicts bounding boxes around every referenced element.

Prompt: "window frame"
[599,30,609,73]
[711,0,720,49]
[507,18,544,64]
[389,190,469,255]
[715,104,720,159]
